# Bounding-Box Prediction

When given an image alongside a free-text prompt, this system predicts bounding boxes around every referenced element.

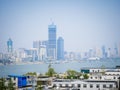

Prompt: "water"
[0,59,120,78]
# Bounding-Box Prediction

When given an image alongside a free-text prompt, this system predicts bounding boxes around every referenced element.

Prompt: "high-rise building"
[33,40,48,60]
[101,46,106,58]
[57,37,64,60]
[7,38,13,53]
[33,41,40,49]
[107,48,112,58]
[114,44,118,57]
[47,23,56,60]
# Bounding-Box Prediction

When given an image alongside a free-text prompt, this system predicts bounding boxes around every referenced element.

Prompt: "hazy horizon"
[0,0,120,53]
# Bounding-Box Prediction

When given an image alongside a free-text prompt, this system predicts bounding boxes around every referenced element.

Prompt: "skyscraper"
[33,40,48,60]
[57,37,64,60]
[101,46,106,58]
[7,38,13,53]
[47,23,56,60]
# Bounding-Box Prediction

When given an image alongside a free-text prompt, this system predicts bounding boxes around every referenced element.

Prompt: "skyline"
[0,0,120,53]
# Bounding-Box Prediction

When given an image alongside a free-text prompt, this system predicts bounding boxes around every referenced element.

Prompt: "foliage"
[83,74,89,79]
[66,69,81,79]
[46,64,56,77]
[24,72,37,76]
[35,85,42,90]
[46,67,56,77]
[7,78,15,90]
[0,78,7,90]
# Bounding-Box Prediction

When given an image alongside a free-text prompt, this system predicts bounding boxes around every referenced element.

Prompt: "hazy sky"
[0,0,120,53]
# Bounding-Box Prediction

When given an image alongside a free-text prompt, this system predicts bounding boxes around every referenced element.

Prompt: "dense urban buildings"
[0,23,120,64]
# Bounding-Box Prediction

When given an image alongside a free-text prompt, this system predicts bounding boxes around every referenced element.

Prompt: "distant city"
[0,23,120,65]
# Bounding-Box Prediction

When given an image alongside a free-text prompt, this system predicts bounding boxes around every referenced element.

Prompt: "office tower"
[88,48,94,58]
[107,48,112,58]
[57,37,64,60]
[33,41,40,48]
[7,38,13,53]
[114,44,118,57]
[33,40,48,49]
[33,40,48,60]
[39,46,47,60]
[47,23,56,60]
[101,46,106,58]
[95,47,102,58]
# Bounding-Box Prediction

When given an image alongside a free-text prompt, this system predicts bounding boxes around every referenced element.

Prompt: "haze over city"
[0,0,120,53]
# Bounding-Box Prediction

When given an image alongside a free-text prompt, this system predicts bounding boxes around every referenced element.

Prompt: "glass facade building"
[7,38,13,53]
[57,37,64,60]
[48,23,56,60]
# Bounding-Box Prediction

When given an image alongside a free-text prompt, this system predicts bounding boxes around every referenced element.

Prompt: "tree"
[7,78,14,90]
[24,72,37,76]
[0,78,7,90]
[66,69,79,79]
[83,74,89,79]
[46,67,56,77]
[46,64,56,77]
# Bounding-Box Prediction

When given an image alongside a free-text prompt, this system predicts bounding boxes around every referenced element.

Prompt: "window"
[65,84,68,87]
[78,84,80,87]
[53,84,56,87]
[109,84,113,88]
[98,70,99,72]
[59,84,62,87]
[90,84,93,88]
[96,84,100,88]
[71,84,74,87]
[103,84,106,88]
[114,77,116,79]
[13,83,16,86]
[13,77,16,80]
[83,84,87,88]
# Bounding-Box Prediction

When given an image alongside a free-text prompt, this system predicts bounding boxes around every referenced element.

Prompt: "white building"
[51,79,117,90]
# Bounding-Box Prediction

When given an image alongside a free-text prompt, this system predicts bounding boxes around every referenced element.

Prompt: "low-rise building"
[7,75,37,90]
[51,79,118,90]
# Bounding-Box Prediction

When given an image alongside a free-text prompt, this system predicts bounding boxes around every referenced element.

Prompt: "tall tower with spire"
[47,23,56,60]
[7,38,13,53]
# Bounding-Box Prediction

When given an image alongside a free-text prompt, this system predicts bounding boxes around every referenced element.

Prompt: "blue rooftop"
[8,75,27,78]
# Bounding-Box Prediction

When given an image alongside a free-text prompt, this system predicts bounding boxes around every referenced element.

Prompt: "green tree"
[66,69,79,79]
[0,78,7,90]
[46,64,56,77]
[83,74,89,79]
[24,72,37,76]
[46,67,56,77]
[7,78,14,90]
